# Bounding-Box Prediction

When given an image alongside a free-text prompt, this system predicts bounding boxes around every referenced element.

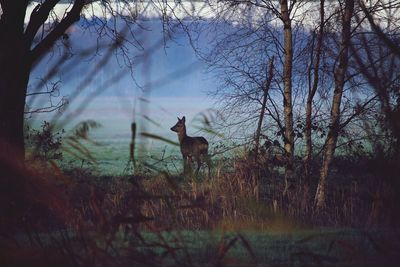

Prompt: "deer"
[170,116,211,177]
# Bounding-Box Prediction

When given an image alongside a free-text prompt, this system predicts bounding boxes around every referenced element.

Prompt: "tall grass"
[2,125,400,266]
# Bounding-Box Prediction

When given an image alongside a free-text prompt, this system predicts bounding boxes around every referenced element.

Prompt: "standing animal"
[170,116,211,177]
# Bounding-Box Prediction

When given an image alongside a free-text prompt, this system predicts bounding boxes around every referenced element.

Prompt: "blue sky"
[28,19,218,140]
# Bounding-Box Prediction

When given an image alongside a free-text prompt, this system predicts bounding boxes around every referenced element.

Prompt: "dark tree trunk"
[304,0,325,179]
[0,2,30,168]
[254,57,274,162]
[0,0,85,170]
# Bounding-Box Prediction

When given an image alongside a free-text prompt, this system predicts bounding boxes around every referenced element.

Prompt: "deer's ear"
[177,117,180,121]
[182,116,186,122]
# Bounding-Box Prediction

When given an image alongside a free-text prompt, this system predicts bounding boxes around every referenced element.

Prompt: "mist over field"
[26,18,219,174]
[28,19,216,130]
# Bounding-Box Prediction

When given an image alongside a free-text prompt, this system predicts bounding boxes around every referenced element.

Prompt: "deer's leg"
[205,154,211,178]
[184,155,194,175]
[182,155,188,175]
[195,157,202,177]
[188,156,194,173]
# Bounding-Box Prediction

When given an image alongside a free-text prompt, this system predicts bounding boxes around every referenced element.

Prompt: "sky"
[28,18,218,141]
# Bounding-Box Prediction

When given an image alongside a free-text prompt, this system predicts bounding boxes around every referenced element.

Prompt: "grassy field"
[6,226,399,266]
[169,229,400,266]
[2,166,400,266]
[3,129,399,266]
[85,228,400,266]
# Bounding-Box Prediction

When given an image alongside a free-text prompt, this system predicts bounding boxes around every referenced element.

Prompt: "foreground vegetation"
[1,140,399,266]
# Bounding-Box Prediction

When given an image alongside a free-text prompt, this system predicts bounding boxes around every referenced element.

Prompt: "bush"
[25,121,64,161]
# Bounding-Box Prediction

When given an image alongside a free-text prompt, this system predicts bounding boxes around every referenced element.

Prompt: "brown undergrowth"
[1,147,400,266]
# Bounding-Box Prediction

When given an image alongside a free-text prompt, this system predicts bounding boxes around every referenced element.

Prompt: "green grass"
[139,229,400,266]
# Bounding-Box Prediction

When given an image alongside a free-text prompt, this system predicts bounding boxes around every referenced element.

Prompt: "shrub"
[25,121,64,161]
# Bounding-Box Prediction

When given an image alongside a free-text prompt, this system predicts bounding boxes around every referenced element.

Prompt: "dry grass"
[140,154,299,231]
[137,149,400,231]
[1,149,400,266]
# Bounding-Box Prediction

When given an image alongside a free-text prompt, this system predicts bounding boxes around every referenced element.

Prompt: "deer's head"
[170,116,186,133]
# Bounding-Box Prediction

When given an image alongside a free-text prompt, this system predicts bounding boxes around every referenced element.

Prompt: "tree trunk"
[0,2,30,170]
[0,1,85,171]
[254,57,274,161]
[304,0,325,178]
[280,0,294,196]
[314,0,354,211]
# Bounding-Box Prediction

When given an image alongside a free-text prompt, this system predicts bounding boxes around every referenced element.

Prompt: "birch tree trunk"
[280,0,295,196]
[314,0,354,211]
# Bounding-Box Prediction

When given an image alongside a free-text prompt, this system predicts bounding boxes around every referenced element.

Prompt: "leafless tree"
[254,57,274,161]
[314,0,355,211]
[354,0,400,154]
[186,1,312,192]
[0,1,179,169]
[304,0,325,178]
